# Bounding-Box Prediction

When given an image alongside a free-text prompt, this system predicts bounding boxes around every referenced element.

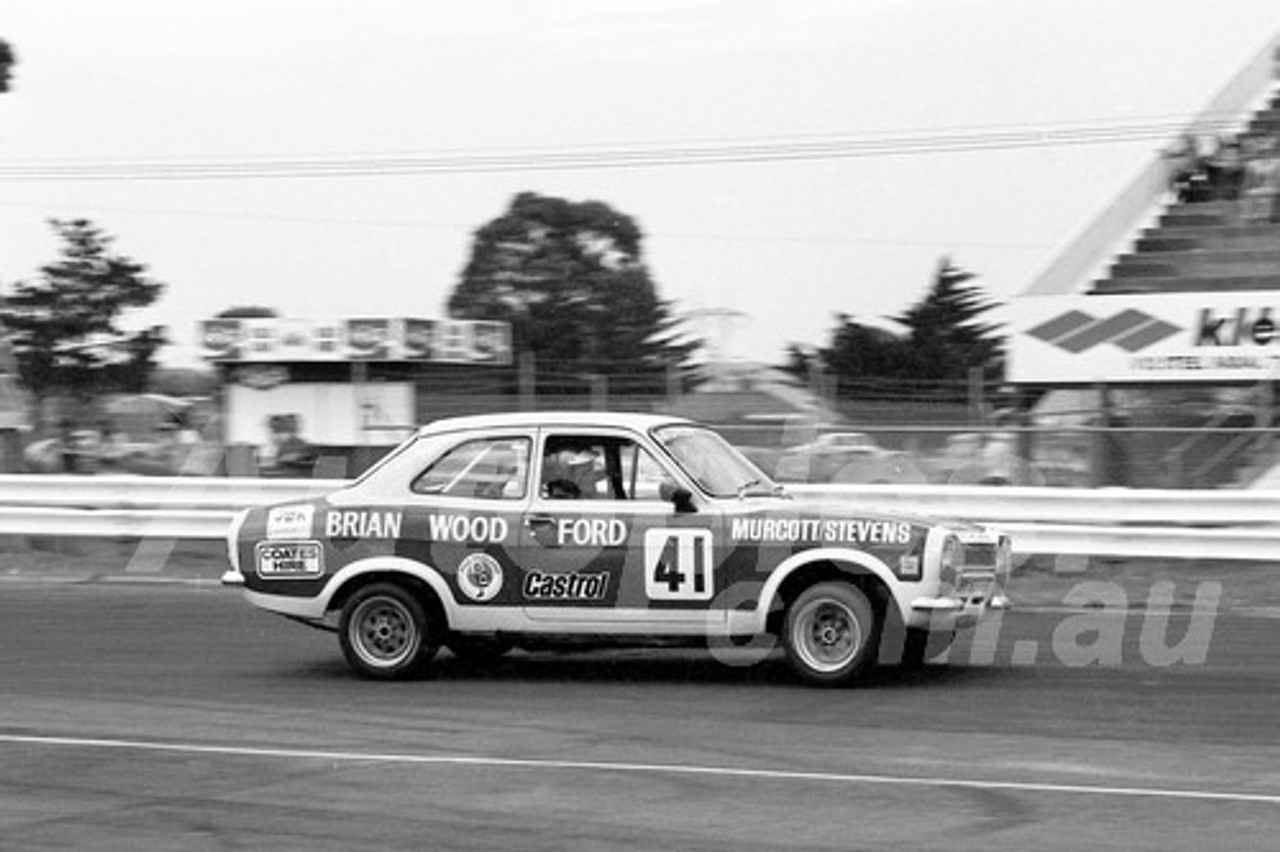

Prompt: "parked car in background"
[774,431,924,484]
[224,412,1010,687]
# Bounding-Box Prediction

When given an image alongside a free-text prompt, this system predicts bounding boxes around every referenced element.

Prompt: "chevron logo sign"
[1026,309,1182,354]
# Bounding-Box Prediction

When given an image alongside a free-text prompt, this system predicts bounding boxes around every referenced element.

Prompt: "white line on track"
[2,733,1277,806]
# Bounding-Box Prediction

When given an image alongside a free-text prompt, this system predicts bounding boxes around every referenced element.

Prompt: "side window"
[541,435,610,500]
[540,434,676,501]
[617,441,677,501]
[412,437,530,500]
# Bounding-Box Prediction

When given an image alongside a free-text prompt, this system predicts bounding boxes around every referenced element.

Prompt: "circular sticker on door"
[457,552,504,602]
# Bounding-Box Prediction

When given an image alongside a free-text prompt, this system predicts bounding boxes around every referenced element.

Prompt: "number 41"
[644,529,713,601]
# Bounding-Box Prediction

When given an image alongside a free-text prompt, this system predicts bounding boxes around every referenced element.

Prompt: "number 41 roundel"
[643,528,714,601]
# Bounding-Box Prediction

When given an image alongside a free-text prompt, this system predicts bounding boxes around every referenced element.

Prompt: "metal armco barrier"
[1,475,1278,560]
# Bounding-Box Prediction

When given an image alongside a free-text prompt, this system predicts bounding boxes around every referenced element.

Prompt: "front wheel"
[339,582,437,680]
[784,582,879,687]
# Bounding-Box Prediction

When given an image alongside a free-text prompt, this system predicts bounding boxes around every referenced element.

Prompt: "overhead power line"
[0,113,1239,183]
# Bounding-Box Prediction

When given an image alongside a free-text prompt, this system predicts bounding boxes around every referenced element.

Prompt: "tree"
[807,256,1003,400]
[890,257,1003,382]
[447,192,697,383]
[0,219,167,417]
[217,306,278,318]
[820,313,909,380]
[0,39,14,93]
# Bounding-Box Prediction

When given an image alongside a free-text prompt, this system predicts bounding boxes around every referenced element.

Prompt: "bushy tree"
[448,192,697,381]
[820,313,909,379]
[0,219,167,416]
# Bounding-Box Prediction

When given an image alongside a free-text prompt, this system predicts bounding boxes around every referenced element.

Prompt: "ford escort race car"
[223,411,1011,686]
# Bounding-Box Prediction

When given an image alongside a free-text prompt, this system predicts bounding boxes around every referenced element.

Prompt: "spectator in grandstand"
[1203,134,1244,201]
[1239,134,1280,222]
[1166,133,1210,203]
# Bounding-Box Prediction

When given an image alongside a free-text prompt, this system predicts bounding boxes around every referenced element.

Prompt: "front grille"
[961,542,996,569]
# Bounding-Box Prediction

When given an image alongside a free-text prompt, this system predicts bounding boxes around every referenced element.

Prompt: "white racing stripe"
[1,733,1278,806]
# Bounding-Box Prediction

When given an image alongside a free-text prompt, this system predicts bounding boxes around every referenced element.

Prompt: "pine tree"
[889,257,1003,382]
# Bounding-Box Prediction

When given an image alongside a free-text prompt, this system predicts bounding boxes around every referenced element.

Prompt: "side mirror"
[660,483,697,514]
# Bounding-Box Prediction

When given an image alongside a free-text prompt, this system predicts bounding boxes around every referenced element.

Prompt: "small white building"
[200,316,513,467]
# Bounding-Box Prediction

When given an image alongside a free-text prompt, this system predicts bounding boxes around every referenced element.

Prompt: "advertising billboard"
[199,317,512,365]
[1007,293,1280,384]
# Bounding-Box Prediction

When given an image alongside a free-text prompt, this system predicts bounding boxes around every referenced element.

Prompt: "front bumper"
[910,592,1010,629]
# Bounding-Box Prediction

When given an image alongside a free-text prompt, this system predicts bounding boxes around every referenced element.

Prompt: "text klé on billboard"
[1008,292,1280,384]
[1195,307,1280,346]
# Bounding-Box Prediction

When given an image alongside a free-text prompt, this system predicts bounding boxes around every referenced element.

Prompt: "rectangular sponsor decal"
[523,571,610,601]
[731,517,912,545]
[267,504,314,540]
[255,541,324,578]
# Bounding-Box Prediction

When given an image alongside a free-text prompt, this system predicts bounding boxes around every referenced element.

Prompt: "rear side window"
[411,437,531,500]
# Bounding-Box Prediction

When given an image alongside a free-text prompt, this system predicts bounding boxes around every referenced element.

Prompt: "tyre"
[339,582,437,680]
[784,582,879,687]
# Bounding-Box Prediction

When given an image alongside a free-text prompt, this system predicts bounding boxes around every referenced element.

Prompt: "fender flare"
[319,556,457,623]
[748,547,903,632]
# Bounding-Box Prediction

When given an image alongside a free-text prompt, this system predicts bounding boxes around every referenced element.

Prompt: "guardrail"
[1,475,1279,561]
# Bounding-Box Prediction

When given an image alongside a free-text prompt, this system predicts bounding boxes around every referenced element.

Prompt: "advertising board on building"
[1007,293,1280,384]
[199,317,512,365]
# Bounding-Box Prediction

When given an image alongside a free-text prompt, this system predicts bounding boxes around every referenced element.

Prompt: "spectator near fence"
[261,413,317,477]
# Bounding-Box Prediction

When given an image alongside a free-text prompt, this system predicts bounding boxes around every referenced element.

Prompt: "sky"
[2,0,1279,370]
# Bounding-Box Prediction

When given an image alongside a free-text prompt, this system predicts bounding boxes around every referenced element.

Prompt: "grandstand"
[1008,32,1280,488]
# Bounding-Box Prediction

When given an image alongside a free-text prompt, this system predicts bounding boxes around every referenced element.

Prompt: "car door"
[517,428,725,630]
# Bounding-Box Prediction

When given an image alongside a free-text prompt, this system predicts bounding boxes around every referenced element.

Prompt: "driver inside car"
[543,446,604,499]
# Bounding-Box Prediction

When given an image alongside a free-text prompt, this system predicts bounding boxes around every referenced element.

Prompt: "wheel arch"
[323,557,454,630]
[758,548,900,635]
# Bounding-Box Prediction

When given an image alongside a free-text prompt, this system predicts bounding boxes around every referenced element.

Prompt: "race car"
[222,411,1011,686]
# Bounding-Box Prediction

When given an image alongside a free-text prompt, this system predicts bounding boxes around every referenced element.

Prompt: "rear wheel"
[784,582,879,687]
[339,582,437,680]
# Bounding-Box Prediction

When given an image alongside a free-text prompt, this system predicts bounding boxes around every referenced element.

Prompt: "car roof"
[415,410,696,438]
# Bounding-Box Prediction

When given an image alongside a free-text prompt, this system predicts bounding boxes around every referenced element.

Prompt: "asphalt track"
[0,576,1277,851]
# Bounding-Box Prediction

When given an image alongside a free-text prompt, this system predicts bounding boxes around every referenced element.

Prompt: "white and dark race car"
[223,411,1011,686]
